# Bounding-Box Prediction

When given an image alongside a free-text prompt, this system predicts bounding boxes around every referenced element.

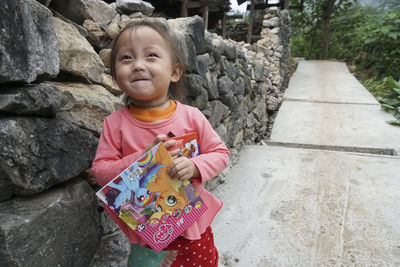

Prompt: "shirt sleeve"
[190,108,230,184]
[92,114,142,187]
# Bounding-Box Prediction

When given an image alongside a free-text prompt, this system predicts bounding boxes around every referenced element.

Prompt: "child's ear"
[170,63,183,83]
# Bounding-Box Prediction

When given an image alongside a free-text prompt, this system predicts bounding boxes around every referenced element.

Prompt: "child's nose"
[132,58,145,71]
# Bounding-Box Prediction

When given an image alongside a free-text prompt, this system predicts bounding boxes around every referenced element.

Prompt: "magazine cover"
[166,132,200,158]
[96,141,207,252]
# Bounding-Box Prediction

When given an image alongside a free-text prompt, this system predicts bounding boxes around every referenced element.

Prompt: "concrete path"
[270,60,400,154]
[212,60,400,266]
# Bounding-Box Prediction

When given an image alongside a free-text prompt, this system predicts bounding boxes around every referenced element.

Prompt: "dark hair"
[110,19,186,103]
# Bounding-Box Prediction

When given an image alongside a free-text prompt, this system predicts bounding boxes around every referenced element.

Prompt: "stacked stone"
[0,0,125,266]
[213,18,263,44]
[0,0,290,266]
[214,19,249,42]
[243,7,291,135]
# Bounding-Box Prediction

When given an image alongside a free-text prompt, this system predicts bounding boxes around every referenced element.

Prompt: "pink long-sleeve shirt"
[92,101,230,245]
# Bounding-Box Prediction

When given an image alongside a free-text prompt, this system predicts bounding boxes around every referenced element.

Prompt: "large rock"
[0,83,66,117]
[233,76,246,96]
[50,0,117,25]
[83,19,111,50]
[263,17,280,28]
[193,89,209,110]
[221,58,240,82]
[0,178,101,267]
[0,116,98,199]
[168,16,204,53]
[252,101,268,123]
[219,90,235,110]
[119,16,169,30]
[163,28,196,73]
[195,53,216,76]
[217,75,234,96]
[88,209,130,266]
[48,82,123,136]
[203,71,219,100]
[211,38,237,61]
[116,0,154,16]
[101,73,123,96]
[252,61,269,82]
[52,9,89,37]
[0,0,59,83]
[185,74,204,98]
[208,100,230,128]
[167,16,204,73]
[36,0,52,6]
[105,15,121,40]
[225,115,245,148]
[88,228,130,267]
[53,17,104,83]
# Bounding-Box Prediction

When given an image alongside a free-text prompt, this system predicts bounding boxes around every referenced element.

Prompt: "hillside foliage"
[290,0,400,124]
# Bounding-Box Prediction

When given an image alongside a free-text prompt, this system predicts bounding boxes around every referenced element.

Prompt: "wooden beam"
[187,1,219,11]
[203,4,209,30]
[207,6,219,12]
[246,0,255,43]
[284,0,289,9]
[226,14,243,19]
[181,0,188,17]
[222,11,227,38]
[246,3,269,10]
[187,1,202,8]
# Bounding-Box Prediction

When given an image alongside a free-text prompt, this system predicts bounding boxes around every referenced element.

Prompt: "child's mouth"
[132,78,150,83]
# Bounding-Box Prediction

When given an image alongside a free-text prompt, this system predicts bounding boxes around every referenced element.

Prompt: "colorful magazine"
[166,132,200,158]
[96,138,207,252]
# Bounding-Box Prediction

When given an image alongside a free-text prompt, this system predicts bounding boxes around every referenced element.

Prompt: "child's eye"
[148,53,158,58]
[120,55,132,61]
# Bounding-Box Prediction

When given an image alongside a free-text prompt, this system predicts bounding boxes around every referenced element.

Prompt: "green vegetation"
[378,77,400,125]
[290,0,400,125]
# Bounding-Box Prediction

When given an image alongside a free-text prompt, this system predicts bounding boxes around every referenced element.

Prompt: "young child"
[92,20,230,267]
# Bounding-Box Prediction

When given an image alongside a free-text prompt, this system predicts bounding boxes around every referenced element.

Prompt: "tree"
[290,0,357,59]
[319,0,335,59]
[379,0,400,10]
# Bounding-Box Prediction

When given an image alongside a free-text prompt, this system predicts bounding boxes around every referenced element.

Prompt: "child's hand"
[167,157,200,181]
[142,134,180,158]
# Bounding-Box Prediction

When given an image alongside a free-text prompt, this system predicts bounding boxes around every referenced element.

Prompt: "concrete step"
[285,60,378,105]
[212,145,400,266]
[269,101,400,154]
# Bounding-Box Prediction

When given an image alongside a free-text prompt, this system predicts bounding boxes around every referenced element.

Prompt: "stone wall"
[212,17,263,43]
[0,0,290,266]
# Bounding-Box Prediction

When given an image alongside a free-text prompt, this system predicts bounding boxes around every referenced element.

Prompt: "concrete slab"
[212,145,400,266]
[285,60,378,105]
[269,101,400,153]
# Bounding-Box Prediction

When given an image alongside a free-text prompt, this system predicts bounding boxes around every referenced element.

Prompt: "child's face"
[114,26,181,108]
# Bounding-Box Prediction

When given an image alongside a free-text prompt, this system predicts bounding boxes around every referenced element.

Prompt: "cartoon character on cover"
[108,160,164,209]
[148,173,190,215]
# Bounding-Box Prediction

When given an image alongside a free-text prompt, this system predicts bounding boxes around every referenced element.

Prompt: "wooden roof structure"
[237,0,289,10]
[147,0,231,29]
[147,0,288,43]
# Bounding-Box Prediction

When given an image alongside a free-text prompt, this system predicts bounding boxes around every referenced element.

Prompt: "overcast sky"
[229,0,247,13]
[229,0,281,13]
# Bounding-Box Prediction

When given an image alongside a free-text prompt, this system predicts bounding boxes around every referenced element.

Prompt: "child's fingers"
[153,134,167,145]
[175,169,191,181]
[167,158,193,180]
[142,134,167,155]
[168,149,180,159]
[162,139,176,149]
